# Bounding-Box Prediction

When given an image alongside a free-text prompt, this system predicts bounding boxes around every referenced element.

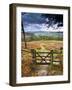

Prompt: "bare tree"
[21,20,27,48]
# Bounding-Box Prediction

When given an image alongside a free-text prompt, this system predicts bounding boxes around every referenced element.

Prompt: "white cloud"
[24,23,63,32]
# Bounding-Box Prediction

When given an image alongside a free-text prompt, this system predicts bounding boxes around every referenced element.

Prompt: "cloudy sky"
[21,12,63,32]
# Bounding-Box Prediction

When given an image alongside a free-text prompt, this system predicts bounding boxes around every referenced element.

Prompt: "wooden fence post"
[59,47,63,66]
[31,49,36,63]
[51,50,53,68]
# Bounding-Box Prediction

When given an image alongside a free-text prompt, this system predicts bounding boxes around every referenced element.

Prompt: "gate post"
[51,50,53,68]
[31,49,36,63]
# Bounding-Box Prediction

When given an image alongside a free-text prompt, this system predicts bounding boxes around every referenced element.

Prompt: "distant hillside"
[25,31,63,37]
[33,31,63,37]
[22,31,63,41]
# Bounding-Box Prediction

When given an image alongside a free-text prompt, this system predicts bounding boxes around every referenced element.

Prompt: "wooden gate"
[31,49,63,66]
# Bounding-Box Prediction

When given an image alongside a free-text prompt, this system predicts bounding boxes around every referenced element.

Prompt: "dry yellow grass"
[22,40,63,50]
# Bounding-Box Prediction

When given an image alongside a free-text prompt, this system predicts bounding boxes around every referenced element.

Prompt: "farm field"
[22,40,63,50]
[21,40,63,77]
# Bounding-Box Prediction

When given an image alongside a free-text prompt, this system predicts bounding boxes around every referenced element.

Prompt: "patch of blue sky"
[21,12,63,32]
